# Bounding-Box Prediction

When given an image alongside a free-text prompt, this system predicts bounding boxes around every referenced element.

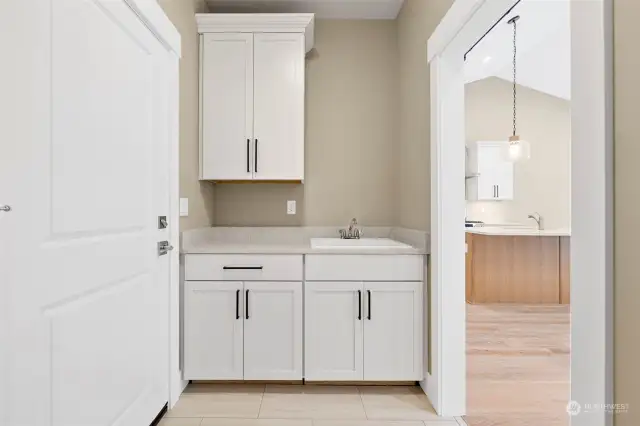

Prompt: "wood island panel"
[468,234,561,304]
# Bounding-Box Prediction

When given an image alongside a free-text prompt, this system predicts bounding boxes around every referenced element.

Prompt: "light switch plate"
[180,198,189,217]
[287,200,296,215]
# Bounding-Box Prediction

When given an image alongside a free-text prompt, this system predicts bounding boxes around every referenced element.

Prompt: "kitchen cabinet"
[183,281,244,380]
[197,14,314,181]
[363,282,423,381]
[304,282,364,381]
[243,281,303,380]
[183,254,304,380]
[304,280,423,381]
[467,141,514,201]
[184,280,303,380]
[466,233,571,304]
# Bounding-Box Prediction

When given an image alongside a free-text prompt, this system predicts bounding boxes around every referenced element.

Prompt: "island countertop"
[465,226,571,237]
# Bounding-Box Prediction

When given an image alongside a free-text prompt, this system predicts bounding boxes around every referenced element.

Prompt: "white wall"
[465,77,571,229]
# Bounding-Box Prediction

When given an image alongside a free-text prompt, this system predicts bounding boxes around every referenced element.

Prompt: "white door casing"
[243,282,303,380]
[304,282,364,381]
[363,282,423,381]
[1,0,180,424]
[200,33,254,180]
[428,0,612,422]
[253,33,305,180]
[183,281,244,380]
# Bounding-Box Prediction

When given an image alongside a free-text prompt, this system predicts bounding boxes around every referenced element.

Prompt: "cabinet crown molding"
[196,13,315,52]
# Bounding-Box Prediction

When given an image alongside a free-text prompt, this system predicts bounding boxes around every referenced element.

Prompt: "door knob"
[157,241,174,256]
[0,205,11,212]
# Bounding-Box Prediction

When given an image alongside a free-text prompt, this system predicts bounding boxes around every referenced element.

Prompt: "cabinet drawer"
[305,255,424,281]
[185,254,303,281]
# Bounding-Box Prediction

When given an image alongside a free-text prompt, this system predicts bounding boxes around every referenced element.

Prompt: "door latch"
[157,241,174,256]
[158,216,168,229]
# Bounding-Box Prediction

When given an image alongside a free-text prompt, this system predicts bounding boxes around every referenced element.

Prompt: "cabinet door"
[495,160,514,200]
[476,144,503,200]
[201,33,253,180]
[243,282,303,380]
[183,281,244,380]
[363,282,423,380]
[253,33,305,180]
[305,282,364,380]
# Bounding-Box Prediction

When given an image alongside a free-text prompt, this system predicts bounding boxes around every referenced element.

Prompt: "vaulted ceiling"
[464,0,571,100]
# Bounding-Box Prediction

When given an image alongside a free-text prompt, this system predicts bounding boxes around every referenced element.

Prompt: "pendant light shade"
[504,15,530,162]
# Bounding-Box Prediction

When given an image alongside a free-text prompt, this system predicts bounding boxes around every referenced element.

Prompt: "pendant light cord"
[509,15,520,138]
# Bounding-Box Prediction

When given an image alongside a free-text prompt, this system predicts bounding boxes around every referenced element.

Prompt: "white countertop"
[466,226,571,236]
[181,227,429,255]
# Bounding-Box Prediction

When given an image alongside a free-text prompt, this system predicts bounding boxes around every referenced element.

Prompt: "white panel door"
[1,1,172,425]
[183,282,244,380]
[363,282,423,381]
[243,282,303,380]
[201,33,253,180]
[253,33,305,180]
[304,282,364,381]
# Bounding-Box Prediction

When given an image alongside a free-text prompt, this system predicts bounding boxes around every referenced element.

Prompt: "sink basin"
[310,238,412,249]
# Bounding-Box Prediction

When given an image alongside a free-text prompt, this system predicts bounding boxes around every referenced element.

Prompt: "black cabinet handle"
[235,289,240,319]
[254,139,258,173]
[357,290,362,320]
[245,289,249,320]
[246,139,250,173]
[223,266,263,270]
[367,290,372,320]
[497,185,499,198]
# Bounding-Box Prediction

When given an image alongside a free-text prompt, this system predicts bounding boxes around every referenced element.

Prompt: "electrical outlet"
[287,200,296,215]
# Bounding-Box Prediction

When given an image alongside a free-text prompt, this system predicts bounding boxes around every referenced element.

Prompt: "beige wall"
[396,0,455,231]
[614,1,640,424]
[213,20,399,227]
[157,0,215,231]
[465,78,571,229]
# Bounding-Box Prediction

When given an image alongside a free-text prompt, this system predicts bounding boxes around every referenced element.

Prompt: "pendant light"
[505,15,530,162]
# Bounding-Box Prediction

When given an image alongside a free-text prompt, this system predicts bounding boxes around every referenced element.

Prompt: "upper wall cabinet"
[466,141,514,201]
[197,14,315,182]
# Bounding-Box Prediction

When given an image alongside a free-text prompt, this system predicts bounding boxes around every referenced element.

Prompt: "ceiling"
[464,0,571,100]
[206,0,405,19]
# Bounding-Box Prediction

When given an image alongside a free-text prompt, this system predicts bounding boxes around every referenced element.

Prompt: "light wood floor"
[465,304,570,426]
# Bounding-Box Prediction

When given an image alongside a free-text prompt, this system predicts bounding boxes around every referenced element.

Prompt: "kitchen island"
[465,227,570,304]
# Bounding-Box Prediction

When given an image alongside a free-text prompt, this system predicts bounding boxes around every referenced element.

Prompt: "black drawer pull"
[245,289,250,319]
[246,139,250,173]
[235,289,240,319]
[357,290,362,320]
[223,266,263,270]
[367,290,372,320]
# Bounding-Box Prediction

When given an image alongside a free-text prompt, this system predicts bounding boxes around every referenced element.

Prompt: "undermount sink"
[310,238,412,249]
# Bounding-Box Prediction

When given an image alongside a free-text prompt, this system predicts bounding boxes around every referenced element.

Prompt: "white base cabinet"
[304,281,423,381]
[183,253,425,383]
[243,282,303,380]
[183,280,302,381]
[304,282,364,380]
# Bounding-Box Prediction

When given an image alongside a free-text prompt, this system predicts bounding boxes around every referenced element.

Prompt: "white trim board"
[124,0,181,56]
[427,0,613,424]
[196,13,315,52]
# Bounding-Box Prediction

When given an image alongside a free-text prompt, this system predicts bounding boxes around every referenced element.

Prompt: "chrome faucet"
[528,212,544,230]
[339,218,363,239]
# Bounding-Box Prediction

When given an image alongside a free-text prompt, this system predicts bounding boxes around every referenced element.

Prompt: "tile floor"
[161,384,466,426]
